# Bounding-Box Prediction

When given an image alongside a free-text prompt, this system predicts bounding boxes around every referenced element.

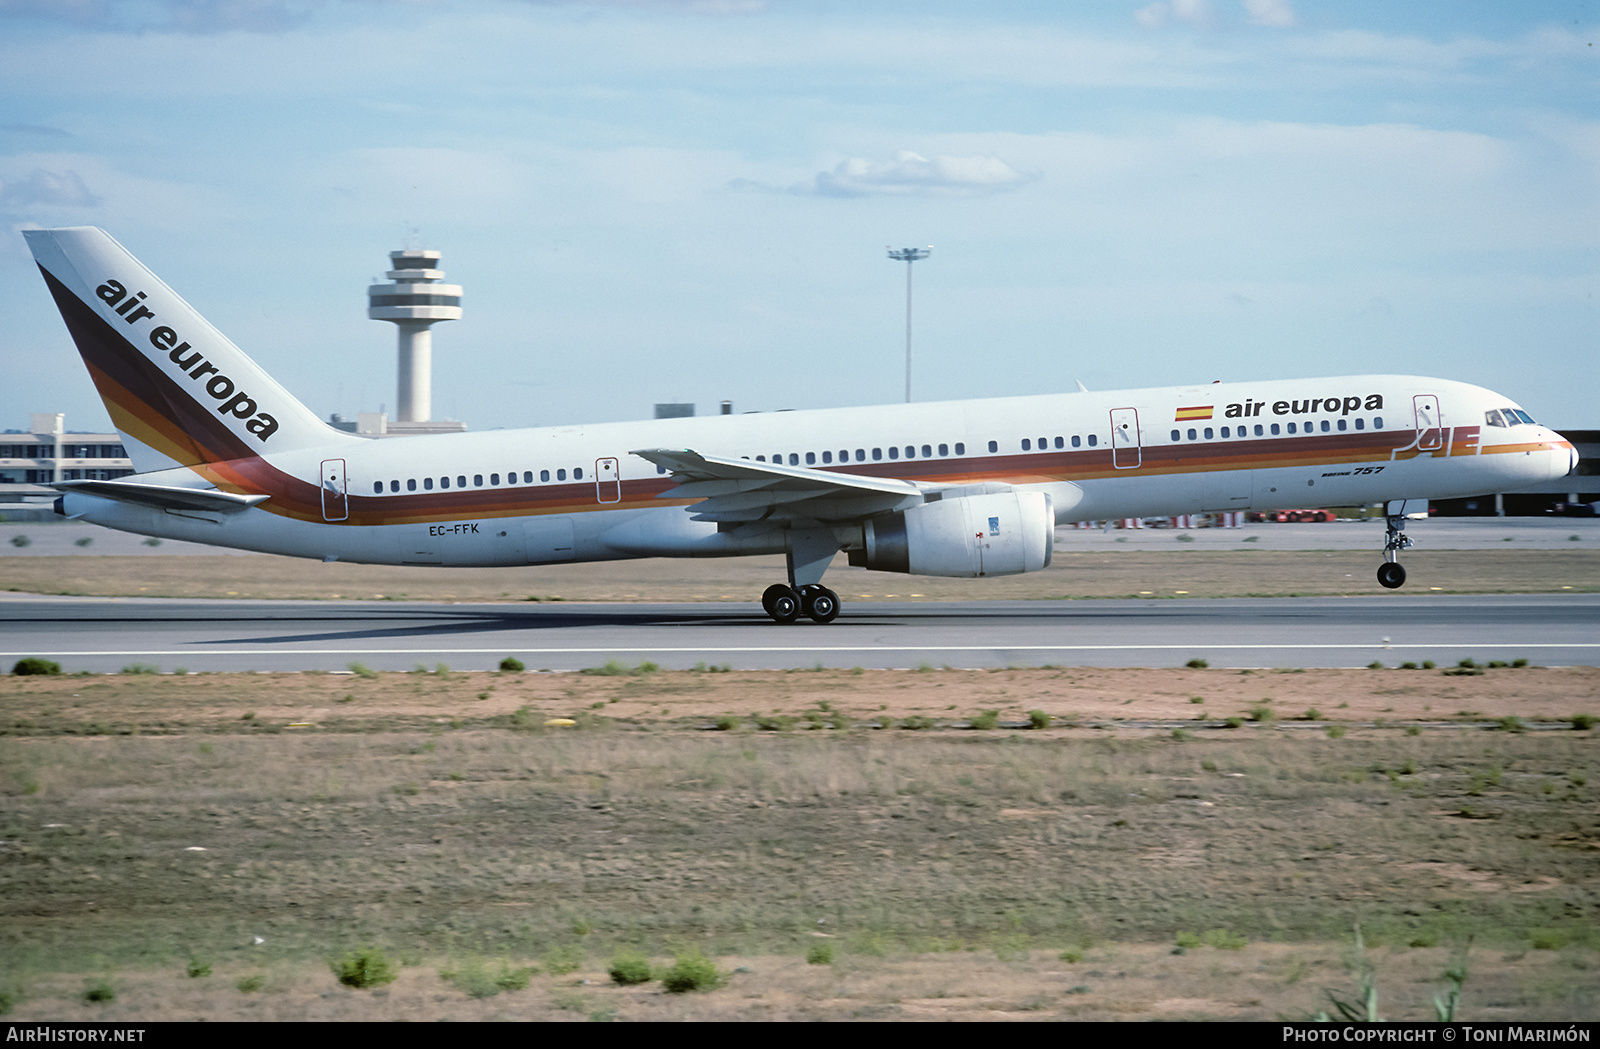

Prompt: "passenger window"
[921,445,931,458]
[987,440,997,453]
[1270,424,1280,435]
[1354,419,1364,431]
[657,465,666,474]
[441,476,450,489]
[1374,417,1384,429]
[407,479,416,491]
[1021,439,1031,451]
[390,480,400,492]
[1254,424,1264,436]
[557,469,566,481]
[954,443,965,455]
[540,470,549,482]
[806,452,815,465]
[888,447,899,460]
[1336,419,1346,431]
[1204,427,1213,439]
[1037,437,1046,449]
[373,482,382,493]
[904,446,914,459]
[938,444,947,457]
[1087,434,1097,446]
[839,450,849,462]
[872,448,882,461]
[474,474,483,486]
[756,455,765,462]
[525,471,534,483]
[574,467,583,480]
[789,453,799,465]
[1287,423,1297,434]
[1320,420,1330,433]
[424,477,434,490]
[1071,435,1081,448]
[1171,430,1180,441]
[490,473,499,485]
[822,451,833,464]
[1187,428,1197,441]
[855,449,866,461]
[1220,426,1230,438]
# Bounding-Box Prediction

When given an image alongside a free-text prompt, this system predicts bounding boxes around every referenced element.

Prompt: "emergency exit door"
[1109,408,1142,468]
[320,459,348,521]
[595,457,621,504]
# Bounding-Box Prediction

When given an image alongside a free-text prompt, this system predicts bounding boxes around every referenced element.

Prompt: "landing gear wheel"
[799,585,840,624]
[762,584,801,623]
[1376,562,1407,589]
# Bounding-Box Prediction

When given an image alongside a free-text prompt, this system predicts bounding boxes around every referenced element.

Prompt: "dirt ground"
[2,548,1596,602]
[2,666,1597,1021]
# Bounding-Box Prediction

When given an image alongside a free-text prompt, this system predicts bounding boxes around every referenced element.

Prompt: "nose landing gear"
[1377,511,1413,589]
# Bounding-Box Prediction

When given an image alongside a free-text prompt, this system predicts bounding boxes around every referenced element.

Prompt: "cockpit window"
[1485,409,1506,427]
[1511,409,1536,425]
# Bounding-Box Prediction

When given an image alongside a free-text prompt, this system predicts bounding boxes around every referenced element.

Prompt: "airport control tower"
[367,247,463,423]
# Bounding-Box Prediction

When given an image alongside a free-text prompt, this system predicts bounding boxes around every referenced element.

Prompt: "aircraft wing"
[51,479,270,515]
[632,448,923,524]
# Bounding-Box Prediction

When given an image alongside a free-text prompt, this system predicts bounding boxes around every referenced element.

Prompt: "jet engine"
[848,491,1054,577]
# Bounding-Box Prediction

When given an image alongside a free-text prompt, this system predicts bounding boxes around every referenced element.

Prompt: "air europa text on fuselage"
[1223,394,1384,419]
[94,278,279,442]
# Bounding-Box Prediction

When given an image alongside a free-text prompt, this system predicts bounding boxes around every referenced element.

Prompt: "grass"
[660,952,721,993]
[1,668,1597,1019]
[331,947,397,989]
[805,942,836,965]
[608,950,654,985]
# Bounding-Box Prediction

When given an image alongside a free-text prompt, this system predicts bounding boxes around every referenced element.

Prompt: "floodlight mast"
[887,246,931,402]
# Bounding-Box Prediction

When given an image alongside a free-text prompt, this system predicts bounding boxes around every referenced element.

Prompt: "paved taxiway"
[2,593,1595,673]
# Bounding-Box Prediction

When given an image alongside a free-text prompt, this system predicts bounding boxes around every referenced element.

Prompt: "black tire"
[805,587,840,624]
[766,584,801,623]
[761,583,792,618]
[1376,562,1407,589]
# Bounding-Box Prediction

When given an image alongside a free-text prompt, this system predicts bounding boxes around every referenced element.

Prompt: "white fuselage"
[62,374,1576,569]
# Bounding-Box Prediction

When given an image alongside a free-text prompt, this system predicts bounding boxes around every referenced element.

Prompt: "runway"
[2,593,1596,673]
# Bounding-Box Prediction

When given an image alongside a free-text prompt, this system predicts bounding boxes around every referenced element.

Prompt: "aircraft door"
[320,459,348,522]
[1414,395,1443,452]
[1109,408,1142,468]
[596,457,621,504]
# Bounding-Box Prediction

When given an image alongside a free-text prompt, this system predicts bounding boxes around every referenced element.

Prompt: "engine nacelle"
[849,491,1055,577]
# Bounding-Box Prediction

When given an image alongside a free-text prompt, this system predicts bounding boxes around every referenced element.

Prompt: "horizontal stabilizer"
[52,479,269,514]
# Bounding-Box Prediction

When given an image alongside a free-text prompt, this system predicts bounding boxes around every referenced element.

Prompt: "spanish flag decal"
[1174,405,1213,422]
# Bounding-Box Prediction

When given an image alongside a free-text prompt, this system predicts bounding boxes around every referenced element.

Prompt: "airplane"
[22,226,1580,623]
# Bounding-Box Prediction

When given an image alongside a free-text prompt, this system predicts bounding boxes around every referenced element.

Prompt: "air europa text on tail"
[95,278,279,442]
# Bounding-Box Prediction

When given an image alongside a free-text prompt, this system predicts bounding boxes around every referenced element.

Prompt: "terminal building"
[0,413,133,521]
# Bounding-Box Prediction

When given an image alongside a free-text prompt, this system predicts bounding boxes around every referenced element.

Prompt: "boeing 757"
[22,227,1580,622]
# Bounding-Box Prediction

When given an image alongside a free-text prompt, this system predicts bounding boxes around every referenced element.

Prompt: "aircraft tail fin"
[23,227,356,472]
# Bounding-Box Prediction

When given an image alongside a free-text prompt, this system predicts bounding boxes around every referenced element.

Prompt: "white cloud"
[0,0,312,33]
[807,151,1032,198]
[1242,0,1294,28]
[1134,0,1215,30]
[0,168,100,209]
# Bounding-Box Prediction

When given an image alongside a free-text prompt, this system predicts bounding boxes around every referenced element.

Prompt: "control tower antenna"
[367,244,463,423]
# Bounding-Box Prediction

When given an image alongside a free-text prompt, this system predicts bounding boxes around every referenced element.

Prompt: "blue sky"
[1,0,1594,434]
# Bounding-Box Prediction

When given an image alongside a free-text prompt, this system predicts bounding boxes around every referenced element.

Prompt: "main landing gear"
[761,583,840,624]
[1377,511,1414,590]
